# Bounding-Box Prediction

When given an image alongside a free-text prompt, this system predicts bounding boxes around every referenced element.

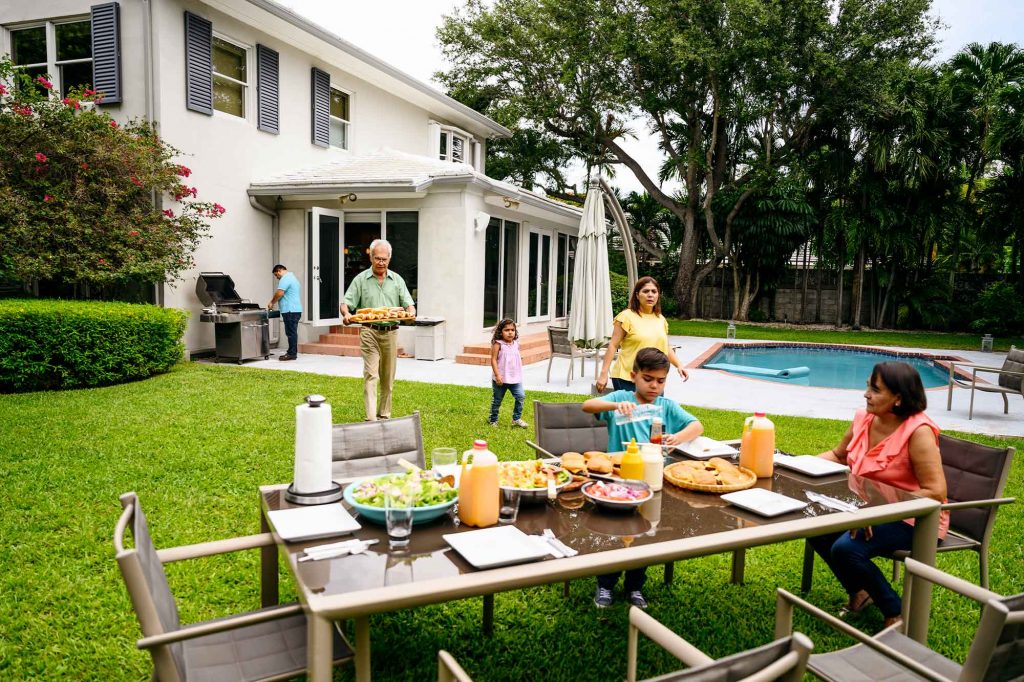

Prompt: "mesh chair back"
[973,593,1024,682]
[998,347,1024,392]
[548,326,574,356]
[115,493,186,680]
[645,637,801,682]
[534,401,609,456]
[331,412,425,478]
[938,434,1014,542]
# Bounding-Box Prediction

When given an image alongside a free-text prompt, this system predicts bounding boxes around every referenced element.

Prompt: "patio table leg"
[307,613,334,682]
[904,506,940,644]
[355,615,371,682]
[730,549,745,585]
[260,505,278,607]
[482,594,494,636]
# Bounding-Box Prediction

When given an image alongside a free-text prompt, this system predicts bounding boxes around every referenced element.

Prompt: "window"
[483,218,518,328]
[329,88,350,149]
[212,36,248,117]
[385,212,419,300]
[10,19,93,96]
[438,125,476,165]
[556,233,576,318]
[527,229,552,319]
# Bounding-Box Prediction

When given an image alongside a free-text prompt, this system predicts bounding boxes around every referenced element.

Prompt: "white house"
[0,0,582,359]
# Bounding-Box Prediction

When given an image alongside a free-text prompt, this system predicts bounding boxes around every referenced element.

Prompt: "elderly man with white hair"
[341,239,415,421]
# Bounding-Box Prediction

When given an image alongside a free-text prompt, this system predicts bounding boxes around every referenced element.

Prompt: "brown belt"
[363,323,397,332]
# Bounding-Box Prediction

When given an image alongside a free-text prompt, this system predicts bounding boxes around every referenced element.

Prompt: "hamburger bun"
[560,452,586,472]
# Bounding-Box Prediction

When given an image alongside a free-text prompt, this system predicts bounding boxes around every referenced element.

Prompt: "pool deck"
[234,336,1022,439]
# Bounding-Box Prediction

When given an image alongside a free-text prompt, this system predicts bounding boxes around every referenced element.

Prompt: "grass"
[1,362,1021,680]
[666,319,1024,352]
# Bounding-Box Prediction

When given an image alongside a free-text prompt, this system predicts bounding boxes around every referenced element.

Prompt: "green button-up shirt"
[344,268,414,314]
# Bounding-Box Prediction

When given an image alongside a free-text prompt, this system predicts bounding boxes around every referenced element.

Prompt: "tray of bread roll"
[348,307,415,324]
[663,458,756,493]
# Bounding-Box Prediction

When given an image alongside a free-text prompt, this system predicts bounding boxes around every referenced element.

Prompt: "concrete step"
[328,325,361,335]
[455,344,552,367]
[318,333,361,346]
[460,333,550,356]
[299,342,362,357]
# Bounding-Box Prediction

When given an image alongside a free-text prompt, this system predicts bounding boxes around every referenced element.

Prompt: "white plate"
[443,526,550,569]
[267,504,361,542]
[721,488,808,517]
[672,436,739,460]
[774,453,849,477]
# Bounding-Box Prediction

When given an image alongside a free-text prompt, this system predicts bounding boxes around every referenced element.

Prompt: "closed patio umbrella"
[568,185,614,350]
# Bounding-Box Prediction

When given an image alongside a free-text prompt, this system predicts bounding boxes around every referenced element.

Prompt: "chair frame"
[330,411,426,478]
[437,650,473,682]
[776,558,1024,682]
[114,492,352,681]
[945,347,1024,420]
[546,326,597,386]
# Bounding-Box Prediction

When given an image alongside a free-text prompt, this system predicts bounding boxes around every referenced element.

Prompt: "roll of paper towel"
[294,395,333,494]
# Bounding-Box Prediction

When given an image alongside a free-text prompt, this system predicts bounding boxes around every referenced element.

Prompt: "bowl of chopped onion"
[581,480,652,510]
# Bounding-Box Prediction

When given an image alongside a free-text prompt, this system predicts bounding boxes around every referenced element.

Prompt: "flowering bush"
[0,58,223,288]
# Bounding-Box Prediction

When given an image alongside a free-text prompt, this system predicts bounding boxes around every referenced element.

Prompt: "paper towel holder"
[284,394,343,505]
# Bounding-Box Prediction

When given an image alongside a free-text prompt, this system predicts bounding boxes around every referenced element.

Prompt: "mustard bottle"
[619,438,645,481]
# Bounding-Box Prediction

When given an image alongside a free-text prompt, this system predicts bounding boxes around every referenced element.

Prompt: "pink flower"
[14,105,32,116]
[213,203,226,215]
[34,164,48,174]
[130,175,144,187]
[62,97,81,110]
[162,209,174,218]
[98,258,107,265]
[43,194,53,203]
[0,84,7,95]
[128,230,140,237]
[35,76,53,90]
[83,88,96,97]
[35,152,48,163]
[110,120,119,129]
[80,162,89,171]
[177,165,192,178]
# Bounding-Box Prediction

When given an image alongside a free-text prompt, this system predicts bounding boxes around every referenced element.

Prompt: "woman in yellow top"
[596,276,689,393]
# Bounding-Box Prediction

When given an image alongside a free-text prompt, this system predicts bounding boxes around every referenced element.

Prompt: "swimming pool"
[701,343,954,389]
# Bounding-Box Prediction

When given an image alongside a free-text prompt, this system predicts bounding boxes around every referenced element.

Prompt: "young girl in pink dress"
[489,318,528,428]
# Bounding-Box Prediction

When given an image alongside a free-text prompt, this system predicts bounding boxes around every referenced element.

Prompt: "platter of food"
[497,460,573,502]
[581,480,652,510]
[663,458,756,493]
[557,451,624,479]
[343,471,457,525]
[348,307,414,324]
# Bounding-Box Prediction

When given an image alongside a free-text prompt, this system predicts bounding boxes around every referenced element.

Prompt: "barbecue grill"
[196,272,275,364]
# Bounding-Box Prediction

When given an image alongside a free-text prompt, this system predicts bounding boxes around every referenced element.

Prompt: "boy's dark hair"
[628,276,663,315]
[633,347,670,373]
[272,264,286,273]
[870,361,927,417]
[491,318,518,343]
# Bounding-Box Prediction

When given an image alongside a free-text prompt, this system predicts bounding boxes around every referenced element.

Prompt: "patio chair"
[776,558,1024,682]
[946,346,1024,420]
[331,411,426,479]
[627,607,813,682]
[800,434,1015,593]
[547,326,595,386]
[437,650,473,682]
[114,492,353,681]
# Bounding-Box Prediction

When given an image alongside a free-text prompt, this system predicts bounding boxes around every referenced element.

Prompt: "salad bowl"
[343,472,457,525]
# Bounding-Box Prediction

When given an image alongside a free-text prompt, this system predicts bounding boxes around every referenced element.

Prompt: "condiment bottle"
[739,412,775,478]
[641,443,663,491]
[458,439,499,527]
[650,417,663,446]
[619,438,645,481]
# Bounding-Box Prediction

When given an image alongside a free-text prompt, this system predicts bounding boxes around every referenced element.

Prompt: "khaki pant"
[360,326,398,420]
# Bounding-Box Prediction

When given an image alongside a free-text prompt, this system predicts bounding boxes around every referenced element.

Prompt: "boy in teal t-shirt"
[582,347,704,609]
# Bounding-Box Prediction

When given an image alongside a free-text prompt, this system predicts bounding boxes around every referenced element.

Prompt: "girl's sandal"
[838,592,873,618]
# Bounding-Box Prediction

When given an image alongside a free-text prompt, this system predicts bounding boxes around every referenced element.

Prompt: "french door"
[527,228,552,320]
[483,218,518,328]
[308,208,343,325]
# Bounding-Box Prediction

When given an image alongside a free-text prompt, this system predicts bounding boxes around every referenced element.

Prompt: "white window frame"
[211,33,251,120]
[329,86,352,150]
[437,123,477,166]
[525,226,555,322]
[555,231,577,320]
[6,17,93,96]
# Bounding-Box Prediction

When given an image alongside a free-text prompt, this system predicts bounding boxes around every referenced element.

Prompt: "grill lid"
[196,272,243,306]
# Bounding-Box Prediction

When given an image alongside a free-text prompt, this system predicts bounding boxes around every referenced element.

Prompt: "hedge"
[0,299,187,392]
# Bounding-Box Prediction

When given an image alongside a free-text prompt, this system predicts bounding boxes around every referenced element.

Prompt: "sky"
[276,0,1024,194]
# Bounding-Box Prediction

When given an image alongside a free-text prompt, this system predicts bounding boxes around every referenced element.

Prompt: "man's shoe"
[279,354,296,361]
[512,419,529,428]
[594,587,614,608]
[627,591,648,609]
[488,421,498,427]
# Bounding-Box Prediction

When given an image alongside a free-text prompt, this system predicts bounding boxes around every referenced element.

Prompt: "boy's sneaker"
[512,418,529,429]
[627,591,648,609]
[594,587,614,608]
[488,421,498,427]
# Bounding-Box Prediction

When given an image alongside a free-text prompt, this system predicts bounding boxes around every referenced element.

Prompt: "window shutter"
[90,3,122,104]
[184,11,213,115]
[311,67,330,148]
[256,44,279,134]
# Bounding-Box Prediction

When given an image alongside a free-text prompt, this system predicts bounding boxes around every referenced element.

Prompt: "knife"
[543,529,578,557]
[805,491,860,513]
[299,539,379,562]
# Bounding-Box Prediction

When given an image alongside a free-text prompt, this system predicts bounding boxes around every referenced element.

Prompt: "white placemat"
[672,436,739,459]
[443,526,550,569]
[267,504,361,542]
[774,453,849,477]
[721,488,808,517]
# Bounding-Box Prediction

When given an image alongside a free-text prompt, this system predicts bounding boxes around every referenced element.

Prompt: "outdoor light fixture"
[474,211,491,232]
[982,334,994,352]
[338,193,358,205]
[726,322,736,340]
[502,196,520,209]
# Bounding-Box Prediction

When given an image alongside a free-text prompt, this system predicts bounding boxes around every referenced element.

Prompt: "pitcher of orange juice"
[458,440,499,527]
[739,412,775,478]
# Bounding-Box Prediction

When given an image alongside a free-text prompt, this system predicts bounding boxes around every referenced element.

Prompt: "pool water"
[703,345,950,389]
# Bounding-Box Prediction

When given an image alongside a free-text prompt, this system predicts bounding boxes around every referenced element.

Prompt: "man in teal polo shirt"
[341,239,415,420]
[269,264,302,361]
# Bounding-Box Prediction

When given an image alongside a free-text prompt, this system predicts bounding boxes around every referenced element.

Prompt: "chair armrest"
[903,558,1002,605]
[629,607,714,667]
[971,367,1024,380]
[941,497,1015,512]
[437,650,473,682]
[156,532,275,563]
[773,589,953,682]
[947,360,1003,371]
[137,603,304,649]
[526,440,555,459]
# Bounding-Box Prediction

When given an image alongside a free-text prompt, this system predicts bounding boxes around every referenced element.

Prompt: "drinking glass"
[385,495,413,550]
[432,447,459,482]
[498,488,521,524]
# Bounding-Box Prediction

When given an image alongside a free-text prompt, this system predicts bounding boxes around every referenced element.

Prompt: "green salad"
[351,471,457,508]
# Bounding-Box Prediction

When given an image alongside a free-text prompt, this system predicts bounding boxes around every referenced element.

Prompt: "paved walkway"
[236,336,1021,438]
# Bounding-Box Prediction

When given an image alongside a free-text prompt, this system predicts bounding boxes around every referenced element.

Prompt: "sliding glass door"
[527,228,552,320]
[483,218,518,328]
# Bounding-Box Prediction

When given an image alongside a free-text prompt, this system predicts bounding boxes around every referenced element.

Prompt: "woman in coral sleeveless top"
[812,361,948,629]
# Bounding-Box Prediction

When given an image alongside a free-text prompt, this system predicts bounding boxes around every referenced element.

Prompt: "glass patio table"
[259,466,941,682]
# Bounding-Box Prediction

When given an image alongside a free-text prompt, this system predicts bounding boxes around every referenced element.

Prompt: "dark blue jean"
[612,377,636,392]
[598,568,647,593]
[282,312,300,357]
[490,381,525,422]
[808,520,915,618]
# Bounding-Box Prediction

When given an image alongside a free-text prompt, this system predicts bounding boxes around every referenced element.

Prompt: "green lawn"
[667,319,1024,352]
[1,362,1021,680]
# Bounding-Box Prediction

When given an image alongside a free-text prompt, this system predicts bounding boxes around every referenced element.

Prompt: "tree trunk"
[815,227,824,323]
[800,240,810,322]
[834,231,846,327]
[868,257,877,329]
[850,242,865,331]
[876,261,896,328]
[731,261,742,320]
[737,271,760,321]
[674,215,700,318]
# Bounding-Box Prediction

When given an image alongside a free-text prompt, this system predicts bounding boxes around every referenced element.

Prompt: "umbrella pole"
[599,178,638,292]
